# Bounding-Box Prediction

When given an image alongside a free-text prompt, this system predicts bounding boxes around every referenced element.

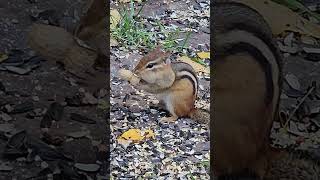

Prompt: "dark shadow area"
[0,0,109,179]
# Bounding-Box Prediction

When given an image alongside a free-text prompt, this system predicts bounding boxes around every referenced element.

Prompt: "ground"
[0,0,108,179]
[109,0,210,179]
[0,0,320,179]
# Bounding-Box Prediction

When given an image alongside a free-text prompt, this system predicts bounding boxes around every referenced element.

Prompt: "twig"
[283,86,315,129]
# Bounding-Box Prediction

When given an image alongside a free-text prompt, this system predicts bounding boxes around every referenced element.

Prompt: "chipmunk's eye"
[146,63,156,69]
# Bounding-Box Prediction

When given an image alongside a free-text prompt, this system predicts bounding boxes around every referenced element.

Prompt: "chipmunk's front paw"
[160,116,178,123]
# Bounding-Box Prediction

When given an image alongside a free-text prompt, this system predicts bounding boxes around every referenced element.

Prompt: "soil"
[0,0,108,179]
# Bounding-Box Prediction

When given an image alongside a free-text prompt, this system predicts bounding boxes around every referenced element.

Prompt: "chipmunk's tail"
[189,108,210,125]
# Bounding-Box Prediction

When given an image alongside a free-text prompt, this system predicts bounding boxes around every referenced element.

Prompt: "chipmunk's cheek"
[140,73,156,84]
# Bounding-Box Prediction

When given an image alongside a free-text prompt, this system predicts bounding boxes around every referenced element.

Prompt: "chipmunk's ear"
[162,49,172,65]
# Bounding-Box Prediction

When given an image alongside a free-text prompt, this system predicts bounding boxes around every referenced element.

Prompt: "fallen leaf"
[197,52,210,59]
[0,123,14,133]
[283,32,294,46]
[74,163,100,172]
[0,163,13,171]
[300,35,318,45]
[67,130,90,138]
[233,0,320,38]
[110,9,121,30]
[177,56,210,74]
[0,54,8,63]
[302,47,320,54]
[143,129,155,139]
[118,129,143,142]
[285,74,301,91]
[117,128,155,147]
[277,41,299,54]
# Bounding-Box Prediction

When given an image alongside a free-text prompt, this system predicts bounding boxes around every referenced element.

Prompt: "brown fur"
[213,53,273,178]
[212,1,282,179]
[169,79,196,117]
[129,46,206,123]
[133,46,171,72]
[74,0,106,39]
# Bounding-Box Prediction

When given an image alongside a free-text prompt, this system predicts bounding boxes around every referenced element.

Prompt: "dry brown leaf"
[233,0,320,38]
[110,9,121,30]
[177,56,210,74]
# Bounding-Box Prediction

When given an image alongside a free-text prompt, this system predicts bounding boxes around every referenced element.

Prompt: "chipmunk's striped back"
[212,1,282,179]
[172,62,199,96]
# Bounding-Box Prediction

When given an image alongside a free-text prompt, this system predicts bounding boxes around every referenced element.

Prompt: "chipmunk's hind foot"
[160,116,178,123]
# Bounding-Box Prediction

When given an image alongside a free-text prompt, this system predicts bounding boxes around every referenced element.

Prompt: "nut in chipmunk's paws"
[118,69,140,86]
[118,69,132,80]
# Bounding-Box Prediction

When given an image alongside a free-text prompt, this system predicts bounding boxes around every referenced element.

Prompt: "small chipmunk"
[118,46,209,124]
[213,0,282,179]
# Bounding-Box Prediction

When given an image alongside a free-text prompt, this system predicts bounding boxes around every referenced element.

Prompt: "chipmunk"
[118,46,209,124]
[212,0,282,179]
[27,0,107,93]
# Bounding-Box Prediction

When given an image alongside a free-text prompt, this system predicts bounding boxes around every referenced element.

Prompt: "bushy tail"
[189,108,210,125]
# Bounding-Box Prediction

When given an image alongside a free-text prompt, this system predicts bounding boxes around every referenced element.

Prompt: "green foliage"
[111,0,192,53]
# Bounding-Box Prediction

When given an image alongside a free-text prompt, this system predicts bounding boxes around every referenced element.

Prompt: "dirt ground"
[109,0,210,179]
[0,0,320,179]
[0,0,108,179]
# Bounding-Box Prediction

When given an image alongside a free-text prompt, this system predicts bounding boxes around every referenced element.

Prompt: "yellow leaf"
[197,52,210,59]
[117,128,155,147]
[0,53,8,63]
[178,56,210,74]
[118,129,144,142]
[143,129,155,139]
[110,9,121,30]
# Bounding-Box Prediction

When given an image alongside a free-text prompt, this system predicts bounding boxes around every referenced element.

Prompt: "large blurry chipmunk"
[213,1,320,179]
[213,0,282,179]
[118,46,209,124]
[27,0,107,92]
